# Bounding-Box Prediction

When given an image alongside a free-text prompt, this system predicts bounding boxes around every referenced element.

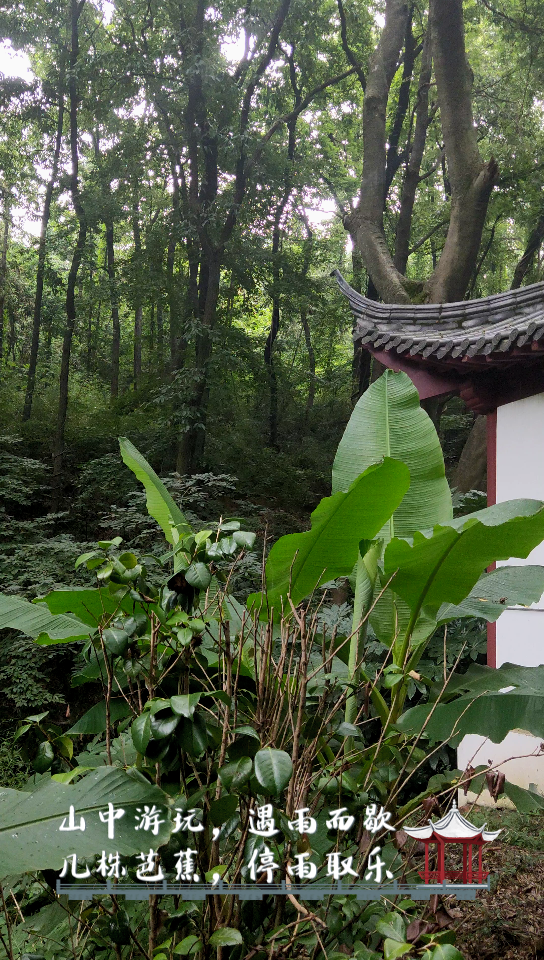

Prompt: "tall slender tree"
[23,57,66,421]
[51,0,87,510]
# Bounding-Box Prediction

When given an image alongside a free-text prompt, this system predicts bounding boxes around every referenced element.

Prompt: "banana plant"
[253,370,544,734]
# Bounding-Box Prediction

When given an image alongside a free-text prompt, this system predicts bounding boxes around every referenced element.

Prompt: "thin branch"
[337,0,366,89]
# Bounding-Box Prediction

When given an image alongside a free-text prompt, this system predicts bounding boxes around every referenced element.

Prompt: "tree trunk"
[264,223,282,449]
[344,0,499,307]
[0,195,10,367]
[176,255,221,474]
[132,187,143,387]
[300,306,316,420]
[7,302,16,360]
[451,415,487,493]
[23,60,65,422]
[105,219,120,400]
[511,212,544,289]
[157,301,164,369]
[344,0,412,304]
[394,31,432,273]
[424,0,499,303]
[51,0,87,512]
[167,231,178,368]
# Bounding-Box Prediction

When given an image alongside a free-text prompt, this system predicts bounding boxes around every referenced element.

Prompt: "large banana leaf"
[248,459,410,615]
[0,594,91,643]
[119,437,190,545]
[437,565,544,622]
[384,499,544,620]
[397,662,544,742]
[0,766,173,878]
[372,564,544,651]
[332,370,452,538]
[36,587,148,634]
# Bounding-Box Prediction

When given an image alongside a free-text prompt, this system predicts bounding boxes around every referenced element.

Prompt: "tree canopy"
[0,0,542,492]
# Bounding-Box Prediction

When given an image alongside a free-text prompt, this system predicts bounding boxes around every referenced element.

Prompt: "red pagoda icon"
[403,800,501,884]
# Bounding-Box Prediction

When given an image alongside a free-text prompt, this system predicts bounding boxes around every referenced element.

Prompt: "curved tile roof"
[403,800,501,843]
[333,270,544,363]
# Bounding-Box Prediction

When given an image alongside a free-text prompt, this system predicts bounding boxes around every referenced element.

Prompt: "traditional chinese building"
[334,271,544,802]
[403,800,501,884]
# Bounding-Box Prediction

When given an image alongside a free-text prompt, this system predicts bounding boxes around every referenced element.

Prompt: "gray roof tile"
[333,270,544,362]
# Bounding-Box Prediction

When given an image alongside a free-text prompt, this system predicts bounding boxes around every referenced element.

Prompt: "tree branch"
[468,213,501,296]
[511,212,544,289]
[425,0,499,302]
[408,218,448,256]
[394,27,432,272]
[221,66,355,245]
[345,0,412,303]
[337,0,366,89]
[478,0,544,36]
[385,7,416,196]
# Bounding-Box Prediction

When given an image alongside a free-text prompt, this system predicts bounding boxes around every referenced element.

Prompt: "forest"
[1,0,544,958]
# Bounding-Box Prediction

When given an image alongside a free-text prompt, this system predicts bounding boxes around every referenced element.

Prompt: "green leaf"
[150,710,181,740]
[14,724,31,741]
[38,587,141,629]
[119,437,190,545]
[384,499,544,628]
[218,758,253,791]
[249,459,410,614]
[233,725,260,740]
[332,370,452,535]
[336,722,363,739]
[51,767,92,783]
[376,913,406,943]
[98,537,123,549]
[0,767,172,877]
[173,936,201,956]
[75,550,101,569]
[233,531,256,549]
[383,942,412,960]
[33,741,54,773]
[102,627,131,656]
[131,712,152,754]
[502,780,544,812]
[185,562,212,590]
[0,594,90,643]
[254,748,293,794]
[426,947,464,960]
[209,795,238,826]
[437,565,544,622]
[170,694,201,718]
[397,662,544,741]
[177,714,208,757]
[209,928,243,947]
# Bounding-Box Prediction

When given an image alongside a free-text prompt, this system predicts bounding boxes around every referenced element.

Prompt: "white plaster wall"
[496,392,544,577]
[458,394,544,805]
[457,731,544,808]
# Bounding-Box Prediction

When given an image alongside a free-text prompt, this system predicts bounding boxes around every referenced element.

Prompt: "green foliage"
[2,404,544,960]
[249,458,409,614]
[119,436,190,546]
[398,661,544,744]
[0,767,172,878]
[332,371,453,536]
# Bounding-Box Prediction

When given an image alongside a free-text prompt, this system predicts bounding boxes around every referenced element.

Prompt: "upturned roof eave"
[333,271,544,363]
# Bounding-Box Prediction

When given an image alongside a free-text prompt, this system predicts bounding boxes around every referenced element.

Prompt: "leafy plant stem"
[99,632,113,765]
[0,883,13,960]
[345,540,380,730]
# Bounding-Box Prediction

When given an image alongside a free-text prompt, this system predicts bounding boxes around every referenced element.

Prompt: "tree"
[22,49,66,421]
[51,0,87,511]
[342,0,498,306]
